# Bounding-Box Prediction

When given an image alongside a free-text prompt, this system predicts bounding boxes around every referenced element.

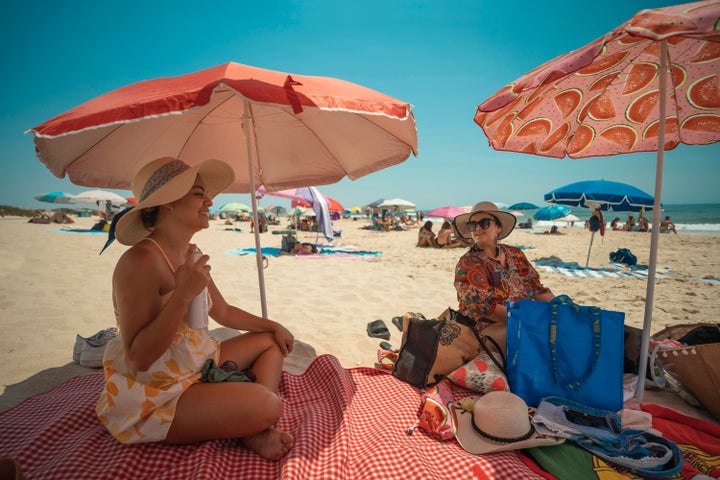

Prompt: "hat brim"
[115,159,234,246]
[451,402,564,455]
[453,210,517,240]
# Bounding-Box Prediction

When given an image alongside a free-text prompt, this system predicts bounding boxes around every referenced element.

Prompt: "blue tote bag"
[506,295,625,411]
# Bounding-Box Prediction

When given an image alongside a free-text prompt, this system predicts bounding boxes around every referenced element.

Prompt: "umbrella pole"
[243,101,269,318]
[636,40,668,401]
[585,231,595,267]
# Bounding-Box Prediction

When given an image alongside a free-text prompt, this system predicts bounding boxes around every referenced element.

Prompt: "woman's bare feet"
[242,428,294,461]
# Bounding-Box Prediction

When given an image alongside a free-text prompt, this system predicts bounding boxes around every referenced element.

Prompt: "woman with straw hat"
[452,202,555,348]
[95,157,294,460]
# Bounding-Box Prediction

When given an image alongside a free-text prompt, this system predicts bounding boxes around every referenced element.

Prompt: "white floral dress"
[96,239,218,443]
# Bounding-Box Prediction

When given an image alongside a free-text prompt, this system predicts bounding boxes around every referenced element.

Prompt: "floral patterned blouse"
[454,244,550,327]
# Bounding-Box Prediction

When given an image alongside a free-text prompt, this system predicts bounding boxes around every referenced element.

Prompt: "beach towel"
[46,228,107,234]
[226,246,381,258]
[534,257,659,279]
[0,355,544,480]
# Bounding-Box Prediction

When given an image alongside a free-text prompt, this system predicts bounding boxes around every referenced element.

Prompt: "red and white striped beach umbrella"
[474,0,720,399]
[27,61,418,317]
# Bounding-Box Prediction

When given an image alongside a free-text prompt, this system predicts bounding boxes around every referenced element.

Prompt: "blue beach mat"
[533,256,660,279]
[226,246,381,257]
[47,229,107,235]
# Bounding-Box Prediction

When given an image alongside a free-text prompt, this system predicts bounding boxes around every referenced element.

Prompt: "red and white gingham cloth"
[0,355,546,479]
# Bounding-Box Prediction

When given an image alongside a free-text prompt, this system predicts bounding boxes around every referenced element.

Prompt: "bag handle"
[550,295,602,390]
[479,335,507,375]
[451,308,507,374]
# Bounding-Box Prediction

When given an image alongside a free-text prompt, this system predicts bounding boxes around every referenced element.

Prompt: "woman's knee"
[248,386,283,427]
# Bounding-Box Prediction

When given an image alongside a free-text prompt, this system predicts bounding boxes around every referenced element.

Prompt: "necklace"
[475,245,500,259]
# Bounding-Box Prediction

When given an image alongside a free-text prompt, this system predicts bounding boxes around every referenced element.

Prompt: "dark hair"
[423,220,433,230]
[442,221,451,229]
[141,207,160,229]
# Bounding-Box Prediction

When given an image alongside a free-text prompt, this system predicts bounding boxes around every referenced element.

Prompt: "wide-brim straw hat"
[115,157,234,245]
[453,201,517,240]
[451,391,564,455]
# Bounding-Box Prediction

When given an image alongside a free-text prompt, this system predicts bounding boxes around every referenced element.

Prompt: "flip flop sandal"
[392,316,404,332]
[367,319,391,340]
[376,348,399,370]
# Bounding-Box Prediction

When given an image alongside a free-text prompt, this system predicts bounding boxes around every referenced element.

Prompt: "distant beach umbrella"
[368,198,416,210]
[70,190,128,206]
[426,206,466,219]
[34,191,75,204]
[534,205,572,221]
[508,202,539,210]
[218,202,251,213]
[545,180,657,213]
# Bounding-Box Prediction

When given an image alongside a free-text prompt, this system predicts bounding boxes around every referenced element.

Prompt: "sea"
[425,203,720,236]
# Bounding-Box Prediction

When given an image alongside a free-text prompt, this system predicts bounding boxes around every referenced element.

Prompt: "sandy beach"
[1,214,718,413]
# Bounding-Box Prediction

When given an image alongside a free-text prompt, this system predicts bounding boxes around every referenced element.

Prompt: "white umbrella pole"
[243,100,269,319]
[585,231,595,267]
[636,40,668,401]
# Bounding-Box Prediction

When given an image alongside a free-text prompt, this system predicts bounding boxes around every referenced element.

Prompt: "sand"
[0,214,718,414]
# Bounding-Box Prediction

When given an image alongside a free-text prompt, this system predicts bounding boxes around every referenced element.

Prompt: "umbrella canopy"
[29,62,417,193]
[293,196,345,213]
[218,202,251,213]
[34,191,75,204]
[533,204,572,221]
[259,185,334,241]
[508,202,539,210]
[70,189,128,206]
[545,180,657,212]
[369,198,416,210]
[28,62,417,318]
[474,0,720,400]
[425,206,467,220]
[264,205,287,216]
[559,214,580,222]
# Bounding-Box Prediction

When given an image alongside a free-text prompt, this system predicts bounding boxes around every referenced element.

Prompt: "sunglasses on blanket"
[467,218,496,230]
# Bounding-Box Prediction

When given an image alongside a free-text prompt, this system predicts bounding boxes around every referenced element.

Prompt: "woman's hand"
[174,244,211,301]
[272,323,295,356]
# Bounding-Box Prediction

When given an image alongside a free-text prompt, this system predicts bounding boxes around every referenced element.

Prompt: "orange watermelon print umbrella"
[474,0,720,402]
[475,1,720,158]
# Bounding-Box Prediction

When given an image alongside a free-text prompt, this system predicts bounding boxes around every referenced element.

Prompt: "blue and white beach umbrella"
[534,204,572,221]
[544,180,657,213]
[34,191,75,204]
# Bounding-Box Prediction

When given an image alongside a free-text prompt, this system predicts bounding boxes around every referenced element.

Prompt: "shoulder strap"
[450,308,507,373]
[144,238,176,273]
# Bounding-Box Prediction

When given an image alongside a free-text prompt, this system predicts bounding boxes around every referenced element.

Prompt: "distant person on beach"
[452,202,555,350]
[95,157,294,460]
[436,221,470,248]
[660,216,678,234]
[417,220,438,247]
[624,215,636,231]
[611,217,622,231]
[638,214,649,232]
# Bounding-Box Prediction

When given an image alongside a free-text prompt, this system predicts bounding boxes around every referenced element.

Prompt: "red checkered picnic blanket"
[0,355,545,479]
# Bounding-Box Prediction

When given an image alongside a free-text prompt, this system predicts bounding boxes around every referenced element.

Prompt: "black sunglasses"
[467,218,496,230]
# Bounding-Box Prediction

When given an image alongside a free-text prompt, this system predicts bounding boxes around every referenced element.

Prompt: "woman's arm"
[114,245,205,371]
[207,279,294,355]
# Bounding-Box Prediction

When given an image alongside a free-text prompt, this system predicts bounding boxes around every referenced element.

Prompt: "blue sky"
[2,0,718,211]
